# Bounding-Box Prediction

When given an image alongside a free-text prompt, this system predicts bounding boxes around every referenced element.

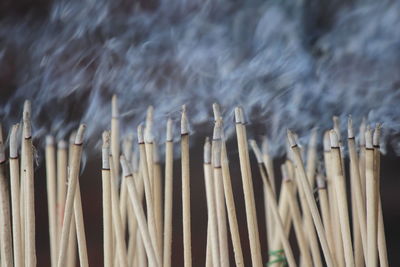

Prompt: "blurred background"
[1,0,400,265]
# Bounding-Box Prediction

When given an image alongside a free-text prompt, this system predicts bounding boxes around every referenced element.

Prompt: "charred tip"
[287,129,297,147]
[317,175,326,189]
[359,117,366,145]
[373,123,382,146]
[144,106,154,142]
[323,131,331,151]
[181,105,189,135]
[347,116,354,138]
[120,155,132,177]
[234,107,242,123]
[46,135,55,146]
[23,100,31,120]
[74,124,86,145]
[102,131,110,148]
[166,118,174,141]
[69,131,77,145]
[57,140,68,149]
[262,136,269,155]
[309,127,318,147]
[213,118,223,140]
[329,129,339,147]
[10,124,20,158]
[23,115,32,138]
[365,128,373,149]
[102,133,110,169]
[249,139,263,163]
[212,103,221,121]
[204,137,211,164]
[137,125,144,143]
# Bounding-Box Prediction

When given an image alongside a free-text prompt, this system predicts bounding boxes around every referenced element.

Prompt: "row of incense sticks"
[0,96,389,267]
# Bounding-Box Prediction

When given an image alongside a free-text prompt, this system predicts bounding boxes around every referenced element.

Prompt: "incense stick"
[138,125,161,264]
[102,132,113,267]
[287,130,334,267]
[250,140,296,267]
[109,154,129,267]
[365,128,377,267]
[57,125,86,267]
[234,107,262,267]
[330,130,355,266]
[23,109,36,267]
[10,124,23,267]
[373,125,388,267]
[67,133,78,267]
[111,94,120,178]
[347,117,368,262]
[181,105,192,267]
[163,118,174,267]
[153,142,163,257]
[57,140,68,247]
[0,131,13,267]
[203,137,220,267]
[121,156,160,267]
[46,136,58,267]
[212,124,229,267]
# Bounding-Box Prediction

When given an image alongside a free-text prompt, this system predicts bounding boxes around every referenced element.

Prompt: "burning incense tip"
[75,124,86,145]
[213,118,222,140]
[69,131,77,145]
[365,128,373,149]
[23,113,32,139]
[333,115,341,141]
[234,107,242,124]
[316,174,326,189]
[120,155,132,177]
[329,130,339,147]
[102,131,110,169]
[262,137,269,155]
[309,127,318,147]
[166,118,173,141]
[203,137,211,164]
[347,116,354,138]
[249,139,263,163]
[137,125,144,143]
[212,103,221,121]
[181,105,189,135]
[10,124,19,158]
[373,123,382,147]
[46,135,55,146]
[112,94,119,118]
[323,131,331,151]
[286,130,297,147]
[23,100,31,118]
[145,106,154,143]
[58,140,68,149]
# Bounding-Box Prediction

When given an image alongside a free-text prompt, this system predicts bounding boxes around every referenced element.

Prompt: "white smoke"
[0,0,400,156]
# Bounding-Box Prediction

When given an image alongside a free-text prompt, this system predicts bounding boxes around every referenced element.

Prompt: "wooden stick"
[66,133,77,267]
[10,124,23,267]
[205,222,212,267]
[109,153,129,267]
[287,130,334,267]
[121,156,160,267]
[73,176,89,267]
[0,131,13,266]
[290,155,322,266]
[347,117,368,262]
[306,128,318,187]
[358,118,367,202]
[102,132,113,267]
[145,106,155,194]
[163,118,174,267]
[181,105,192,267]
[23,109,36,267]
[329,130,355,266]
[234,107,262,267]
[46,136,58,267]
[138,125,161,264]
[250,140,296,267]
[316,175,334,259]
[261,138,276,250]
[323,131,344,267]
[365,128,377,267]
[153,142,163,257]
[212,121,229,267]
[284,167,313,266]
[57,140,68,248]
[373,125,388,267]
[20,100,31,267]
[203,137,220,267]
[57,125,86,267]
[221,135,244,266]
[111,94,120,178]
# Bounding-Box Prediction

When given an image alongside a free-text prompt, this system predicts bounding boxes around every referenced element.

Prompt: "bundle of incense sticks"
[0,97,389,267]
